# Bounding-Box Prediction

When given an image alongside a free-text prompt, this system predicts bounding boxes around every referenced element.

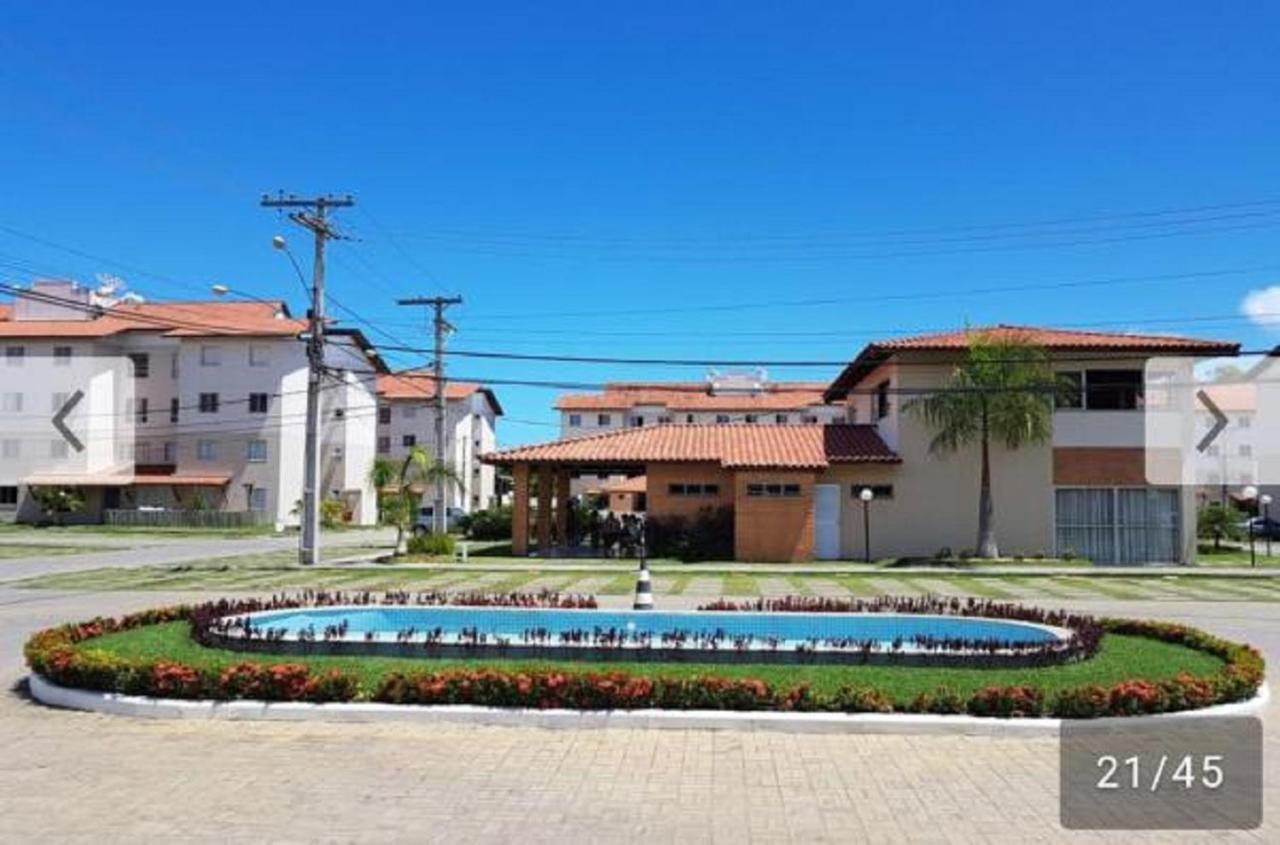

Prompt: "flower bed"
[24,596,1264,719]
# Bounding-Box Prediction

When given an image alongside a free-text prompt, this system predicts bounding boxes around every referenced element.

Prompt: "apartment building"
[556,372,844,436]
[374,371,502,513]
[0,280,383,527]
[487,325,1238,564]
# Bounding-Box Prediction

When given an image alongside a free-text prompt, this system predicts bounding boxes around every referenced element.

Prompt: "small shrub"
[320,499,347,529]
[829,685,893,713]
[1050,685,1111,718]
[967,685,1044,718]
[908,687,967,715]
[465,506,512,540]
[407,532,455,557]
[646,505,734,562]
[1107,680,1168,716]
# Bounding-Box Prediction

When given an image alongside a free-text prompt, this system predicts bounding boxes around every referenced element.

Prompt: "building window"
[801,414,819,424]
[568,414,582,427]
[162,441,176,463]
[247,439,267,463]
[135,397,149,424]
[0,485,17,506]
[53,346,73,365]
[597,414,612,426]
[128,353,150,379]
[875,380,891,419]
[378,406,392,425]
[200,346,221,367]
[134,441,152,463]
[657,415,673,424]
[1084,370,1144,410]
[630,415,644,427]
[1239,444,1253,457]
[668,483,720,496]
[249,393,269,414]
[851,484,894,500]
[746,482,802,498]
[333,408,345,420]
[198,392,219,413]
[170,353,180,379]
[1055,371,1083,409]
[1,439,19,459]
[2,392,23,413]
[49,440,69,459]
[686,414,696,424]
[744,414,758,424]
[197,440,217,461]
[402,434,416,447]
[249,344,270,367]
[715,414,731,423]
[775,414,788,424]
[4,346,23,366]
[170,397,180,423]
[403,405,418,419]
[1238,415,1252,429]
[377,436,391,454]
[249,488,268,512]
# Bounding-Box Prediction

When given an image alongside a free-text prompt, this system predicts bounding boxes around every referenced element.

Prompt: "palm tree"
[368,447,462,555]
[905,332,1057,559]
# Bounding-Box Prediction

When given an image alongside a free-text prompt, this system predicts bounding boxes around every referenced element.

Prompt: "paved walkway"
[0,584,1276,842]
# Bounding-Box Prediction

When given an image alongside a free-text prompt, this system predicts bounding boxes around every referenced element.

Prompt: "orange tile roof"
[0,299,305,338]
[825,324,1240,400]
[482,424,898,469]
[377,372,484,401]
[1200,383,1256,412]
[556,381,831,412]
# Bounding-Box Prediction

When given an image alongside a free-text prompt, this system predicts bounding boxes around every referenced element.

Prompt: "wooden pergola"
[506,461,643,556]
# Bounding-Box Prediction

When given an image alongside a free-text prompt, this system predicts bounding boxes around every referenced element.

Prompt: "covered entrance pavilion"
[483,424,900,561]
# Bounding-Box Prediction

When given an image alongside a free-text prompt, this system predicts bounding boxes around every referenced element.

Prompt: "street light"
[210,283,285,317]
[1243,484,1259,568]
[859,487,874,564]
[271,235,312,300]
[1262,493,1274,559]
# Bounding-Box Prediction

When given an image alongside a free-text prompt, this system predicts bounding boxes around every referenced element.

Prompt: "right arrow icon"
[1196,389,1228,453]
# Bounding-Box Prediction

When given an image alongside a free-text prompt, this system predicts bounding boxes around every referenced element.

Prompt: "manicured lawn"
[0,543,115,560]
[77,621,1223,702]
[1196,546,1280,567]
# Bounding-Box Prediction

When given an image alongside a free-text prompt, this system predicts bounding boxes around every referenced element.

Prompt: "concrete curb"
[25,674,1269,736]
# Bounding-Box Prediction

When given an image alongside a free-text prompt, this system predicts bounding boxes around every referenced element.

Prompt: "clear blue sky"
[2,2,1279,444]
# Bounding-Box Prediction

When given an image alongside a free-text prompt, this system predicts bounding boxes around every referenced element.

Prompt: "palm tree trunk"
[977,405,999,559]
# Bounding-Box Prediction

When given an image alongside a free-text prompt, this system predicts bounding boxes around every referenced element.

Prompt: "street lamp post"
[1243,485,1259,568]
[859,487,874,564]
[1262,493,1274,559]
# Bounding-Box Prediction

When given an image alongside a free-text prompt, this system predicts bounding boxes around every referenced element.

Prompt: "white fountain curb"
[25,674,1269,736]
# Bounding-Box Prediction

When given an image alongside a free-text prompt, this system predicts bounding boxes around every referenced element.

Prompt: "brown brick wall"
[732,470,817,562]
[645,463,734,519]
[1053,447,1148,485]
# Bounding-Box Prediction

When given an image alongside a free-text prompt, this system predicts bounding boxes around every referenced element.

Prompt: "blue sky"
[2,2,1279,444]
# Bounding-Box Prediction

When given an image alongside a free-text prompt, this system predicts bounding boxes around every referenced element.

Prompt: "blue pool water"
[234,606,1061,651]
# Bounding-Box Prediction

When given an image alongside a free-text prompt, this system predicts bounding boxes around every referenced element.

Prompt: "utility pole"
[397,295,463,534]
[260,192,354,565]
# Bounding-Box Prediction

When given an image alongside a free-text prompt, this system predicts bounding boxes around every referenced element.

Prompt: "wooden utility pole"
[259,192,353,565]
[397,295,463,534]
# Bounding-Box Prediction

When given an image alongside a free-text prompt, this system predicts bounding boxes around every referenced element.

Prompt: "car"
[413,506,466,536]
[1239,517,1280,541]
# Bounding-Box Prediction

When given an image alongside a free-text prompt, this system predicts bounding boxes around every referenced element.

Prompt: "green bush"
[407,532,456,557]
[646,505,734,561]
[464,506,513,540]
[320,499,346,529]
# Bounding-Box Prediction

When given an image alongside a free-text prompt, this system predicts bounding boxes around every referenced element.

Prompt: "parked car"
[413,506,465,535]
[1238,517,1280,540]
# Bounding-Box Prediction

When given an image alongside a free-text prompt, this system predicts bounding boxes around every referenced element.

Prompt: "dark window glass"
[128,353,150,379]
[1085,370,1143,410]
[249,393,269,414]
[169,397,179,423]
[876,380,891,419]
[378,406,392,424]
[198,392,219,413]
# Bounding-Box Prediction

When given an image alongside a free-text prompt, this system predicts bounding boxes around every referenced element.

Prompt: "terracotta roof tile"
[376,372,484,401]
[825,324,1240,401]
[556,382,830,412]
[0,299,305,338]
[482,424,898,469]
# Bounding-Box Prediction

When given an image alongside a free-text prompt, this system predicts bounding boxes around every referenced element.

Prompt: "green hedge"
[23,605,1265,718]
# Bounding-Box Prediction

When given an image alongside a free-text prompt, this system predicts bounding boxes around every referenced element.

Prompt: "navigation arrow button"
[52,389,85,453]
[1195,389,1228,453]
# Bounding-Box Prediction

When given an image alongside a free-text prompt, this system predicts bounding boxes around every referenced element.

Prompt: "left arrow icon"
[52,389,85,453]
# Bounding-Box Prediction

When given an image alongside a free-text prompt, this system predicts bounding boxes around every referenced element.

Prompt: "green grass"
[76,621,1225,702]
[1195,546,1280,567]
[0,542,115,560]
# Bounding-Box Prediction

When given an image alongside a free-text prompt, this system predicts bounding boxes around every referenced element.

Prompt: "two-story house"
[374,371,502,514]
[485,325,1238,563]
[0,279,383,527]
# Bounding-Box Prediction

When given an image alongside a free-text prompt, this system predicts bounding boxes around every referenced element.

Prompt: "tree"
[30,486,86,526]
[905,332,1057,559]
[368,447,462,555]
[1198,501,1244,551]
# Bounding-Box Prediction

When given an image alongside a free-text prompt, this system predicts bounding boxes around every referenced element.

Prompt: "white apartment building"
[375,371,502,514]
[556,371,845,438]
[0,280,383,527]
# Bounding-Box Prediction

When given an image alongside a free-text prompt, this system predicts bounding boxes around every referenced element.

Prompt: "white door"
[814,484,841,560]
